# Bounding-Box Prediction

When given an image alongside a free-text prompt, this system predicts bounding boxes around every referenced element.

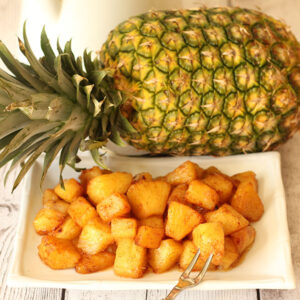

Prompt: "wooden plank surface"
[0,0,299,300]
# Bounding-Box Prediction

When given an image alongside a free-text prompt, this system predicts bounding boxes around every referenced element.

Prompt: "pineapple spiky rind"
[101,7,300,155]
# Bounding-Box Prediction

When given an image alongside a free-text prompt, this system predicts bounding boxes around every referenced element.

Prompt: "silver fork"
[162,250,214,300]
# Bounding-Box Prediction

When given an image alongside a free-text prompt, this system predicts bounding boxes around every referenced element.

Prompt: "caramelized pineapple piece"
[68,196,98,227]
[77,218,114,255]
[79,166,103,191]
[205,204,249,235]
[33,208,65,235]
[75,252,115,274]
[38,236,81,269]
[204,166,223,176]
[165,161,199,185]
[194,163,205,179]
[219,237,239,270]
[51,216,81,239]
[43,198,69,215]
[165,201,204,241]
[133,172,152,182]
[231,181,264,222]
[87,172,132,204]
[231,171,258,191]
[202,173,234,204]
[42,189,60,204]
[114,238,147,278]
[111,218,138,241]
[138,216,164,229]
[185,180,219,210]
[127,180,171,219]
[168,183,188,204]
[54,179,84,203]
[148,239,183,273]
[193,222,224,265]
[179,240,217,271]
[135,225,164,249]
[97,193,131,222]
[230,225,256,254]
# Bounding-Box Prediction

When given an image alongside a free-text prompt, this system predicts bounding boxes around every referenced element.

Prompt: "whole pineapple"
[0,7,299,189]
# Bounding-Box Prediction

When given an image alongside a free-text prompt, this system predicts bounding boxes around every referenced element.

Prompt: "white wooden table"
[1,0,300,299]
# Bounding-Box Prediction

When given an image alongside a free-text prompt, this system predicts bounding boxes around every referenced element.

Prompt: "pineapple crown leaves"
[0,23,136,191]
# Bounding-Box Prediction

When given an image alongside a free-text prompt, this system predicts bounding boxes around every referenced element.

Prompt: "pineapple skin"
[100,7,300,156]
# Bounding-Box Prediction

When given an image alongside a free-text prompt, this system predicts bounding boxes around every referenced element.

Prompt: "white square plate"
[7,151,295,290]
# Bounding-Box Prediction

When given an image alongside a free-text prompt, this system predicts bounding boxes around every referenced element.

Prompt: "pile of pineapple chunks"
[34,161,264,278]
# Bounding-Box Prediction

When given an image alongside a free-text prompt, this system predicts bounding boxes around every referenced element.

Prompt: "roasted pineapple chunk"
[203,166,223,176]
[138,216,164,229]
[133,172,152,182]
[68,196,98,227]
[51,216,81,239]
[168,183,188,204]
[127,180,171,219]
[193,222,224,265]
[165,161,199,185]
[87,172,132,204]
[79,166,103,191]
[194,163,205,179]
[165,201,204,241]
[43,198,69,215]
[33,208,65,235]
[42,189,61,204]
[135,225,164,249]
[179,240,217,271]
[185,180,219,210]
[231,171,258,191]
[202,173,234,204]
[204,204,249,235]
[230,225,256,254]
[148,239,183,273]
[75,252,115,274]
[38,236,81,269]
[97,193,131,222]
[231,181,264,222]
[77,218,114,255]
[219,237,239,270]
[54,179,84,203]
[111,218,137,241]
[114,238,147,278]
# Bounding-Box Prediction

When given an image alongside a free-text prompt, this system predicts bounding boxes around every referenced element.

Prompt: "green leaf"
[0,41,46,91]
[83,84,94,113]
[4,139,45,186]
[12,121,72,190]
[0,131,20,150]
[76,56,86,77]
[83,50,94,74]
[66,117,91,170]
[58,137,73,187]
[90,148,109,169]
[0,111,30,139]
[41,131,73,187]
[55,55,76,100]
[72,74,88,109]
[117,112,137,133]
[109,127,126,146]
[63,40,77,75]
[0,120,61,162]
[0,77,35,102]
[40,26,56,74]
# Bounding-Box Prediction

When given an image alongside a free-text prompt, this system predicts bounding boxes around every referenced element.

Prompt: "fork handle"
[162,286,182,300]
